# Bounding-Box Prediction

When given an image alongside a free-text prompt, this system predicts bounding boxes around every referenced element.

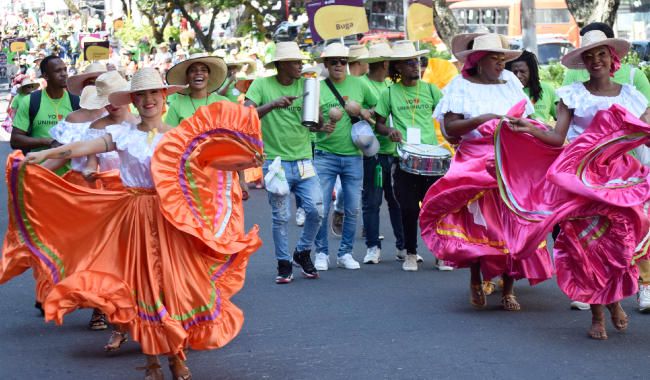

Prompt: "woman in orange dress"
[8,67,264,380]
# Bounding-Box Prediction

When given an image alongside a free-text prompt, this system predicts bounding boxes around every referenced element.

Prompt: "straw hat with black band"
[108,67,187,107]
[453,33,521,63]
[17,78,40,95]
[80,70,130,110]
[561,30,630,70]
[264,41,309,69]
[314,43,349,63]
[357,43,393,63]
[66,62,107,96]
[381,40,429,60]
[165,53,227,95]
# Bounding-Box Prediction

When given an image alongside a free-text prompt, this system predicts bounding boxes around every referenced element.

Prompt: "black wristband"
[49,140,59,148]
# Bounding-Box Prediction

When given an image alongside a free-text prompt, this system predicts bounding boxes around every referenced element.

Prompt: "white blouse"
[84,128,121,171]
[433,69,534,141]
[556,82,649,142]
[106,122,164,189]
[49,112,111,172]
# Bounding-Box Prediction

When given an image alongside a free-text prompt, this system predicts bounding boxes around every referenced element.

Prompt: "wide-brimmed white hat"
[239,58,257,73]
[357,43,392,63]
[108,67,188,107]
[264,41,309,69]
[301,64,322,77]
[348,45,369,62]
[80,71,130,109]
[314,43,349,63]
[224,58,244,69]
[66,62,107,96]
[451,31,509,61]
[17,78,40,94]
[166,53,227,95]
[382,40,429,60]
[454,33,521,63]
[561,30,630,70]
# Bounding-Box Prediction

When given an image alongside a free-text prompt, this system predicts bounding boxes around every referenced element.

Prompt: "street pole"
[520,0,537,56]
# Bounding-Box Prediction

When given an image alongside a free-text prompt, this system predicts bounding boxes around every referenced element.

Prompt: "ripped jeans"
[263,159,324,261]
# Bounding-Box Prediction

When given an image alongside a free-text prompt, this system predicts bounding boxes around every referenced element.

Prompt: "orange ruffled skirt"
[1,102,264,358]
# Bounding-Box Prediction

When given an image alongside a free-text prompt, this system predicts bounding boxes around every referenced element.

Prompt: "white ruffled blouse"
[49,120,95,172]
[433,69,535,140]
[556,82,649,142]
[106,122,164,189]
[84,128,121,172]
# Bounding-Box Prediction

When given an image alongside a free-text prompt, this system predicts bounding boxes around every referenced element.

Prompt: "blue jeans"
[263,160,324,261]
[313,150,363,257]
[362,154,404,250]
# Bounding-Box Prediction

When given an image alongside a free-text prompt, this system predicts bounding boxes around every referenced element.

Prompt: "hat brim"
[165,56,227,95]
[17,83,39,94]
[561,39,630,70]
[454,48,521,63]
[358,135,380,156]
[381,49,430,61]
[80,81,130,110]
[301,66,322,76]
[66,70,107,96]
[235,79,254,93]
[108,84,188,107]
[264,57,308,70]
[451,33,488,58]
[356,55,389,63]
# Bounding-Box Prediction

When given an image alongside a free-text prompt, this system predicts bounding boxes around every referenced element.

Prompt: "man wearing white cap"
[356,43,406,265]
[244,42,325,284]
[374,40,444,271]
[312,43,378,271]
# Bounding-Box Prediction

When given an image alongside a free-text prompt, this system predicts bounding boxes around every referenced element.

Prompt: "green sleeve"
[12,95,31,132]
[633,69,650,103]
[562,69,577,87]
[10,95,21,109]
[430,83,443,108]
[375,86,391,119]
[164,100,181,127]
[245,78,264,106]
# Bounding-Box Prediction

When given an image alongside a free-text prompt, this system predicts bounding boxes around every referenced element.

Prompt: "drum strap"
[324,78,360,124]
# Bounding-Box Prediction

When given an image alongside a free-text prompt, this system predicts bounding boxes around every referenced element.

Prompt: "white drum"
[398,144,451,176]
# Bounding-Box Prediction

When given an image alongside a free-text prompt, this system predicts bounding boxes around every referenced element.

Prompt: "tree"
[62,0,87,27]
[136,0,174,44]
[564,0,620,28]
[432,0,460,51]
[172,0,220,52]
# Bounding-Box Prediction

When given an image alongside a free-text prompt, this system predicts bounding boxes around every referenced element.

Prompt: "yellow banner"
[9,39,27,53]
[306,0,369,43]
[84,41,110,61]
[405,0,434,41]
[114,18,124,31]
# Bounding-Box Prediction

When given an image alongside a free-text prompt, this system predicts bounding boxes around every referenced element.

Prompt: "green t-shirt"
[316,75,378,155]
[524,82,558,121]
[245,76,311,161]
[166,92,180,104]
[3,48,16,65]
[375,80,443,156]
[562,65,650,102]
[12,90,74,176]
[11,93,26,109]
[219,82,241,103]
[360,74,394,155]
[165,93,229,127]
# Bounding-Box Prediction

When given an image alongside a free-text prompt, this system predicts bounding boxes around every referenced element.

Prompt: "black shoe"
[35,301,44,316]
[276,260,293,284]
[292,249,319,278]
[331,211,343,237]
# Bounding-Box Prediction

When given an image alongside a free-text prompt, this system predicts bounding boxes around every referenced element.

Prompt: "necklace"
[44,89,65,121]
[190,95,209,112]
[400,81,420,125]
[366,74,383,95]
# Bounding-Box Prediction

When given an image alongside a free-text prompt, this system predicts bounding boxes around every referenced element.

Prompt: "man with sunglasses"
[244,42,325,284]
[374,40,444,272]
[312,43,378,271]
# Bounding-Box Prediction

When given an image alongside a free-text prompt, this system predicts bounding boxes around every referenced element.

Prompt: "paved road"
[0,78,648,380]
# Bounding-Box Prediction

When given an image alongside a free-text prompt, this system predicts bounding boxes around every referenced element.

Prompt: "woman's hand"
[440,123,460,145]
[481,113,504,124]
[20,151,47,168]
[82,169,98,183]
[507,117,539,134]
[253,152,267,168]
[388,127,403,143]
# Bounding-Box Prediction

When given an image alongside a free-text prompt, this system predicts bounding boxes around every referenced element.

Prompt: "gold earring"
[477,65,482,74]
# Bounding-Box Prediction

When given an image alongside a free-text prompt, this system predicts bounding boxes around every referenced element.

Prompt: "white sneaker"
[314,252,329,271]
[436,258,454,271]
[295,207,305,227]
[337,254,360,269]
[638,284,650,311]
[396,249,423,262]
[363,246,381,264]
[403,254,418,271]
[570,301,590,310]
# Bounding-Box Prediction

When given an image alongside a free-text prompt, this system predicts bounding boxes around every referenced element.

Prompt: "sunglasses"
[405,59,420,67]
[328,58,348,66]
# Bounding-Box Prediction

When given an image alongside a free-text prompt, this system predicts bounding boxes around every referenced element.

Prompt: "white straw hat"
[348,44,369,62]
[357,43,392,63]
[80,71,130,109]
[17,78,40,94]
[108,67,188,107]
[454,33,521,63]
[265,41,309,69]
[224,58,244,69]
[165,53,227,95]
[66,62,107,96]
[561,30,630,70]
[239,58,257,73]
[314,43,349,63]
[382,40,429,60]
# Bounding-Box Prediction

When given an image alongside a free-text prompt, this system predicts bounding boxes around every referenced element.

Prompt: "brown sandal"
[89,312,108,330]
[136,363,164,380]
[482,281,496,296]
[501,295,521,311]
[105,330,128,352]
[497,277,504,291]
[168,355,192,380]
[606,303,628,330]
[469,284,486,307]
[588,314,608,340]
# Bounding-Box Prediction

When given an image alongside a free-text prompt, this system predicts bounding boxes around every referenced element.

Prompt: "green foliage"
[420,41,452,60]
[164,25,180,43]
[539,61,567,89]
[621,50,641,67]
[116,19,152,44]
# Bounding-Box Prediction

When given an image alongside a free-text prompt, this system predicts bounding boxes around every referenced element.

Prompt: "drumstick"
[400,140,426,152]
[425,141,449,152]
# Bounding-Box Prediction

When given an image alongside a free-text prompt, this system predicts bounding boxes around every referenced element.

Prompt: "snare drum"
[398,144,451,176]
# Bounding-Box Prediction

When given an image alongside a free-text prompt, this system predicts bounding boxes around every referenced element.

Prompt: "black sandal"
[34,301,45,316]
[89,312,108,330]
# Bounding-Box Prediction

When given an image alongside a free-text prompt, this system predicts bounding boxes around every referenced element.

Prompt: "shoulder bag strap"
[69,93,81,111]
[28,90,42,137]
[630,67,636,86]
[324,78,360,124]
